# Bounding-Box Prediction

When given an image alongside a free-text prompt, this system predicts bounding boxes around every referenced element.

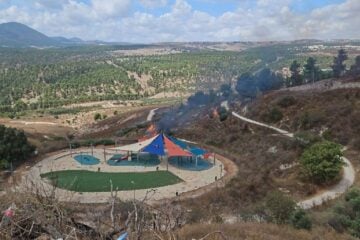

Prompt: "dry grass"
[176,223,355,240]
[248,88,360,147]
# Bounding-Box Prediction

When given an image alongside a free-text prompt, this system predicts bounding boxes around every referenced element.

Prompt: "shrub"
[94,113,102,121]
[218,106,229,122]
[95,139,115,146]
[277,96,297,108]
[294,131,322,149]
[346,188,360,202]
[298,111,325,130]
[262,107,283,123]
[265,191,296,224]
[300,141,344,184]
[290,209,312,230]
[328,188,360,237]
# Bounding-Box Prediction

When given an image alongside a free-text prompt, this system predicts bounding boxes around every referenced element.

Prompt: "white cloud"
[91,0,131,18]
[139,0,167,8]
[0,0,359,42]
[34,0,69,10]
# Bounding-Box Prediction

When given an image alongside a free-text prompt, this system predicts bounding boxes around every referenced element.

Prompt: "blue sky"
[0,0,358,42]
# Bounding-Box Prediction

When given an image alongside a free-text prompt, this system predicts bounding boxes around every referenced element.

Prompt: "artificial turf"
[40,170,182,192]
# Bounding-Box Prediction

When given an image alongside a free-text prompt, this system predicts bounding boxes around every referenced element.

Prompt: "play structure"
[74,154,100,165]
[108,134,215,171]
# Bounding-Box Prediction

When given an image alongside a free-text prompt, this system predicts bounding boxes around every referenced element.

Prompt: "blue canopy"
[189,147,207,156]
[168,136,189,149]
[142,134,166,156]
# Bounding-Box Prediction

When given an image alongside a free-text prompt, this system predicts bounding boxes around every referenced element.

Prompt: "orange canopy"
[163,135,192,157]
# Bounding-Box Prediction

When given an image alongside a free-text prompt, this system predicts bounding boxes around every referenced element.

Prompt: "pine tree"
[332,49,348,78]
[349,56,360,77]
[289,60,303,86]
[304,57,319,83]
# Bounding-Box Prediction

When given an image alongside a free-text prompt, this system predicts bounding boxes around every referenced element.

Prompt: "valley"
[0,14,360,240]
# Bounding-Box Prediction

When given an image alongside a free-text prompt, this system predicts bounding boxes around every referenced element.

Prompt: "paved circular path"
[20,148,229,204]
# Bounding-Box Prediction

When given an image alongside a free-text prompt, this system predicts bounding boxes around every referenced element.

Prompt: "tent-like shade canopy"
[110,134,194,157]
[111,135,158,152]
[142,134,166,156]
[164,135,192,157]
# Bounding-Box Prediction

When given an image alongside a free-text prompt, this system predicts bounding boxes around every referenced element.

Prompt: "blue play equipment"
[168,156,213,171]
[107,153,160,167]
[74,155,100,165]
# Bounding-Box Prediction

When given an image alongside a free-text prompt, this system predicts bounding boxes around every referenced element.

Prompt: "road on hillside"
[147,108,158,121]
[232,111,355,209]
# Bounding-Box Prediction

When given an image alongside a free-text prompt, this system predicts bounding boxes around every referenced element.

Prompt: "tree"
[256,68,283,91]
[220,84,232,98]
[235,73,258,99]
[349,56,360,77]
[217,106,229,122]
[208,89,216,103]
[289,60,303,86]
[300,141,344,184]
[304,57,320,83]
[0,125,34,169]
[332,49,348,78]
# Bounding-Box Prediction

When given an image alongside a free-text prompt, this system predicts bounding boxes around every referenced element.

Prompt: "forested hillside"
[0,41,359,114]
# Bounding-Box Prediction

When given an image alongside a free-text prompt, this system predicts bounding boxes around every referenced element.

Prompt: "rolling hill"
[0,22,84,47]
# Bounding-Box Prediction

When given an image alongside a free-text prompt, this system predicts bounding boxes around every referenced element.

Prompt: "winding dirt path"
[232,111,355,209]
[298,156,355,209]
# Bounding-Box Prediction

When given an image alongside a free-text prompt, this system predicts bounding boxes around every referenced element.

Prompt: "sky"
[0,0,358,43]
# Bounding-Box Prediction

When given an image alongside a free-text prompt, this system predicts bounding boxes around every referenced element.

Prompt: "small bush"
[290,209,312,230]
[346,188,360,201]
[265,191,296,224]
[294,131,322,149]
[95,139,115,146]
[262,107,283,123]
[277,95,297,108]
[218,106,229,122]
[298,111,325,130]
[94,113,102,121]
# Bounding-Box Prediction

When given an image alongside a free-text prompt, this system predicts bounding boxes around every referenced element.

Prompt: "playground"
[23,134,225,203]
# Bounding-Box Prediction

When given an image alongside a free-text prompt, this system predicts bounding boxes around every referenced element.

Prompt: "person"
[117,232,128,240]
[0,203,16,227]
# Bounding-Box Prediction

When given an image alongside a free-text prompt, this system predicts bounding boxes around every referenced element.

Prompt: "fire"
[139,123,158,141]
[146,123,157,135]
[212,108,219,118]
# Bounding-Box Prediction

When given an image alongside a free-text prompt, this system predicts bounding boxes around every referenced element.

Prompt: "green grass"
[40,170,183,192]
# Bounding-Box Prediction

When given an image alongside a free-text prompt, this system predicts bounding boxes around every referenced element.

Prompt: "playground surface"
[41,170,182,192]
[21,148,225,203]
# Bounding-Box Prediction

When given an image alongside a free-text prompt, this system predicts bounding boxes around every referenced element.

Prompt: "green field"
[41,170,182,192]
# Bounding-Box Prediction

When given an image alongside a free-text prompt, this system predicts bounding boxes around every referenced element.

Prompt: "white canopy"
[110,134,159,152]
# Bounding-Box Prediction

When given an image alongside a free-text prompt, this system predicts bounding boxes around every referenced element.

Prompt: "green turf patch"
[40,170,183,192]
